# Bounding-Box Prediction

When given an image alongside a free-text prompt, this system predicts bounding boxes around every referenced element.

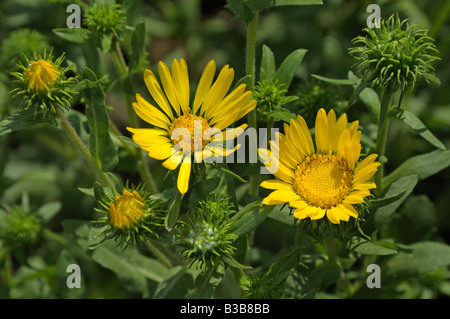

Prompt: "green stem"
[109,41,159,193]
[57,108,114,189]
[43,228,67,246]
[373,92,392,195]
[323,237,337,264]
[145,240,174,268]
[246,11,260,197]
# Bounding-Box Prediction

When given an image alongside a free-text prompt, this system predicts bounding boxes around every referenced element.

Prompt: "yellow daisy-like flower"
[259,108,381,224]
[24,59,61,93]
[127,58,256,194]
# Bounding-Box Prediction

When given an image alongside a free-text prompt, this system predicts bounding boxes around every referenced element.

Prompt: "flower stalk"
[57,108,114,189]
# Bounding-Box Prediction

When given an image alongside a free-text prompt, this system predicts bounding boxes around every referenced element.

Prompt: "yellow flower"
[24,59,61,93]
[109,189,146,230]
[259,108,381,224]
[128,59,256,194]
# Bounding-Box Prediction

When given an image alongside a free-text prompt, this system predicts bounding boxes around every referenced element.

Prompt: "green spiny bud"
[349,13,440,93]
[177,193,238,267]
[10,49,77,115]
[253,79,288,114]
[93,183,165,250]
[84,0,127,40]
[0,205,43,249]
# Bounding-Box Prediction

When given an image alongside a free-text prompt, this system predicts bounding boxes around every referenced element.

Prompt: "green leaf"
[81,67,118,172]
[275,48,307,88]
[383,150,450,188]
[0,109,55,136]
[92,240,169,297]
[368,190,407,211]
[245,0,323,11]
[348,71,379,122]
[225,0,253,23]
[165,190,183,231]
[391,108,446,151]
[267,110,297,123]
[423,72,441,86]
[188,265,226,299]
[101,34,113,53]
[153,267,195,299]
[266,249,299,279]
[36,201,61,223]
[260,44,276,81]
[55,249,85,298]
[299,263,341,296]
[224,257,253,270]
[129,20,147,72]
[267,206,296,226]
[364,175,418,233]
[229,204,271,237]
[52,28,91,44]
[344,236,398,255]
[311,74,361,86]
[387,242,450,278]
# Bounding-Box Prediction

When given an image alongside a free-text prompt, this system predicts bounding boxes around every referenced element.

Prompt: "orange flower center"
[293,153,353,209]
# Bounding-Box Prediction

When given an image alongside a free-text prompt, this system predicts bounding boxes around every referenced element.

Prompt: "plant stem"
[323,237,337,264]
[145,240,175,268]
[57,108,114,189]
[109,41,159,193]
[246,11,260,196]
[373,92,392,195]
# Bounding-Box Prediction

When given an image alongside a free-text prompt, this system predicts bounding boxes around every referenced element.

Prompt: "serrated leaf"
[383,150,450,188]
[0,109,55,136]
[275,48,307,88]
[391,108,446,151]
[82,67,118,172]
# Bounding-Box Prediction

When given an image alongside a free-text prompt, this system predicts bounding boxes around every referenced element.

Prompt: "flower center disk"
[294,153,353,209]
[169,113,211,153]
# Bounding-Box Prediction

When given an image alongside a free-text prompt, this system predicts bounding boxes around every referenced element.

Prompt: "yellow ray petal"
[354,153,379,175]
[315,108,328,153]
[260,179,293,190]
[127,127,171,146]
[293,205,321,220]
[144,69,174,119]
[177,156,192,194]
[157,62,181,116]
[202,65,234,119]
[133,96,170,129]
[353,162,381,184]
[340,203,358,218]
[171,59,190,114]
[193,60,216,115]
